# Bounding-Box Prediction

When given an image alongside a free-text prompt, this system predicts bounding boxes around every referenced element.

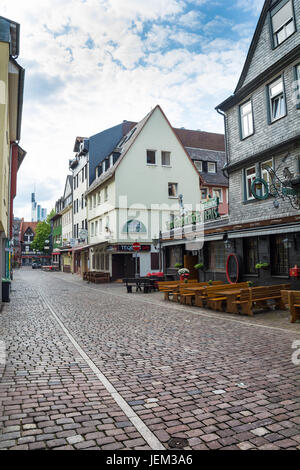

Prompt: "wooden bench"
[88,272,110,283]
[233,284,290,316]
[123,278,157,293]
[205,282,250,310]
[179,281,224,305]
[158,280,197,292]
[281,290,300,323]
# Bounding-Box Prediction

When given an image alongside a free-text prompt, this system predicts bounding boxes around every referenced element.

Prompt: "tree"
[31,220,51,253]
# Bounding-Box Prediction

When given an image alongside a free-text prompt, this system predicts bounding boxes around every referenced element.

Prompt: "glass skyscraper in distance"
[31,192,47,222]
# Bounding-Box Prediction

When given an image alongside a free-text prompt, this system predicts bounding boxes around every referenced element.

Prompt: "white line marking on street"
[50,274,300,336]
[39,293,165,451]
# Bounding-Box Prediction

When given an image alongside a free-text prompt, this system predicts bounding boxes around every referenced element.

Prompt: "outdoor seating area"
[84,272,111,283]
[281,290,300,323]
[161,280,297,321]
[123,277,160,293]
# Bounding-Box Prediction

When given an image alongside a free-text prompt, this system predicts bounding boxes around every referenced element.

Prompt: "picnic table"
[123,277,158,293]
[213,289,242,313]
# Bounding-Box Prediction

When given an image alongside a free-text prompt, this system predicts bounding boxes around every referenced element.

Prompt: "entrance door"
[184,254,198,279]
[124,254,136,278]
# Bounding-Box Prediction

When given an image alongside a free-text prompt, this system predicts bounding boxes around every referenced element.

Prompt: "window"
[271,235,289,275]
[95,221,98,236]
[85,165,87,180]
[268,77,286,122]
[168,183,178,198]
[212,188,223,203]
[271,0,295,47]
[161,151,171,166]
[147,150,156,165]
[98,191,101,205]
[110,154,113,167]
[91,222,94,237]
[243,238,259,274]
[208,162,216,173]
[89,197,92,210]
[245,166,256,200]
[240,100,254,138]
[99,219,103,233]
[201,188,208,200]
[104,186,108,201]
[166,246,183,268]
[194,161,203,172]
[81,195,84,209]
[93,195,96,208]
[261,160,273,196]
[122,220,147,233]
[208,241,225,271]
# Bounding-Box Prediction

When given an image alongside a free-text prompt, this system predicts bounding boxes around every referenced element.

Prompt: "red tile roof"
[174,128,225,151]
[20,220,38,241]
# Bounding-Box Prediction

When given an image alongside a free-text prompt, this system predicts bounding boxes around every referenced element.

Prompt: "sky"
[2,0,265,219]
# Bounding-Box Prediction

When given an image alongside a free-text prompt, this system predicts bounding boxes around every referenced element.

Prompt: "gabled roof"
[86,105,204,195]
[20,221,38,241]
[63,175,72,200]
[234,0,272,93]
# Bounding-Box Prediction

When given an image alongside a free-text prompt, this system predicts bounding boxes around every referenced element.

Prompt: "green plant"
[174,263,183,268]
[194,263,204,270]
[208,280,213,286]
[255,262,269,269]
[247,281,253,287]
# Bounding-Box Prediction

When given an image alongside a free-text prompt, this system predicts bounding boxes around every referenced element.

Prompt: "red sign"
[132,242,141,252]
[290,266,300,278]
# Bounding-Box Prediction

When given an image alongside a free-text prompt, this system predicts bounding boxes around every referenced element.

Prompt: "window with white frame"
[99,219,103,233]
[161,151,171,166]
[147,150,156,165]
[240,100,254,138]
[246,166,256,200]
[208,162,216,173]
[89,197,92,210]
[168,183,178,198]
[261,160,273,196]
[271,0,295,47]
[98,191,101,205]
[212,188,223,203]
[93,194,96,208]
[268,76,286,122]
[104,186,108,201]
[95,220,98,236]
[194,161,203,172]
[201,188,208,200]
[91,222,94,237]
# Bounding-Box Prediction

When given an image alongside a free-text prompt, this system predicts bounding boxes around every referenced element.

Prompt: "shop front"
[60,248,72,273]
[72,244,90,277]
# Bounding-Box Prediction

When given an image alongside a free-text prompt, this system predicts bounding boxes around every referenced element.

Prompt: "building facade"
[0,16,25,289]
[86,105,202,280]
[212,0,300,287]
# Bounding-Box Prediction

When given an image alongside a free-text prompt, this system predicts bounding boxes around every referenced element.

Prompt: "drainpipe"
[216,107,230,179]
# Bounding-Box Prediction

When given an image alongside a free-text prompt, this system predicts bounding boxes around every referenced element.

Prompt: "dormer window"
[194,161,203,172]
[208,162,216,173]
[271,0,295,47]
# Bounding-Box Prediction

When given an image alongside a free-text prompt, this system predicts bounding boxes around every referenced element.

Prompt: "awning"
[72,244,91,252]
[52,252,61,256]
[228,224,300,239]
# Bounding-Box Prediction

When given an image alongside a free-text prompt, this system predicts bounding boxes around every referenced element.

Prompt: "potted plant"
[174,263,183,269]
[247,281,253,287]
[255,262,269,270]
[178,268,190,282]
[194,263,204,271]
[208,280,213,286]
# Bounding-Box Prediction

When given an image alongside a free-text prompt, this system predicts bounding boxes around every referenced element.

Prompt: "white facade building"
[86,105,201,279]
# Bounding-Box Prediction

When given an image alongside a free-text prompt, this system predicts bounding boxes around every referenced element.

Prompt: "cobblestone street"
[0,269,300,450]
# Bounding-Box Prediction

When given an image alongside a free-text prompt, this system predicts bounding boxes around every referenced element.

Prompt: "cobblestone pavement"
[0,269,300,450]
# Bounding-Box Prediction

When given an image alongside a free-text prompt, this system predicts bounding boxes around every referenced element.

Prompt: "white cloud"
[1,0,253,218]
[236,0,265,16]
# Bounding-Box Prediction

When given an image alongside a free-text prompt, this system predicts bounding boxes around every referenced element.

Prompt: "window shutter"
[265,85,271,124]
[238,105,243,140]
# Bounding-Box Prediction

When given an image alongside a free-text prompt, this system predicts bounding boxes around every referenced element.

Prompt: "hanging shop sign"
[166,197,220,230]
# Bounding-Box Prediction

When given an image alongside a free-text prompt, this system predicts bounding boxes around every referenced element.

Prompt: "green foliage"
[47,209,55,223]
[255,262,269,269]
[31,220,51,253]
[174,263,182,268]
[194,263,204,270]
[208,280,213,286]
[247,281,254,287]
